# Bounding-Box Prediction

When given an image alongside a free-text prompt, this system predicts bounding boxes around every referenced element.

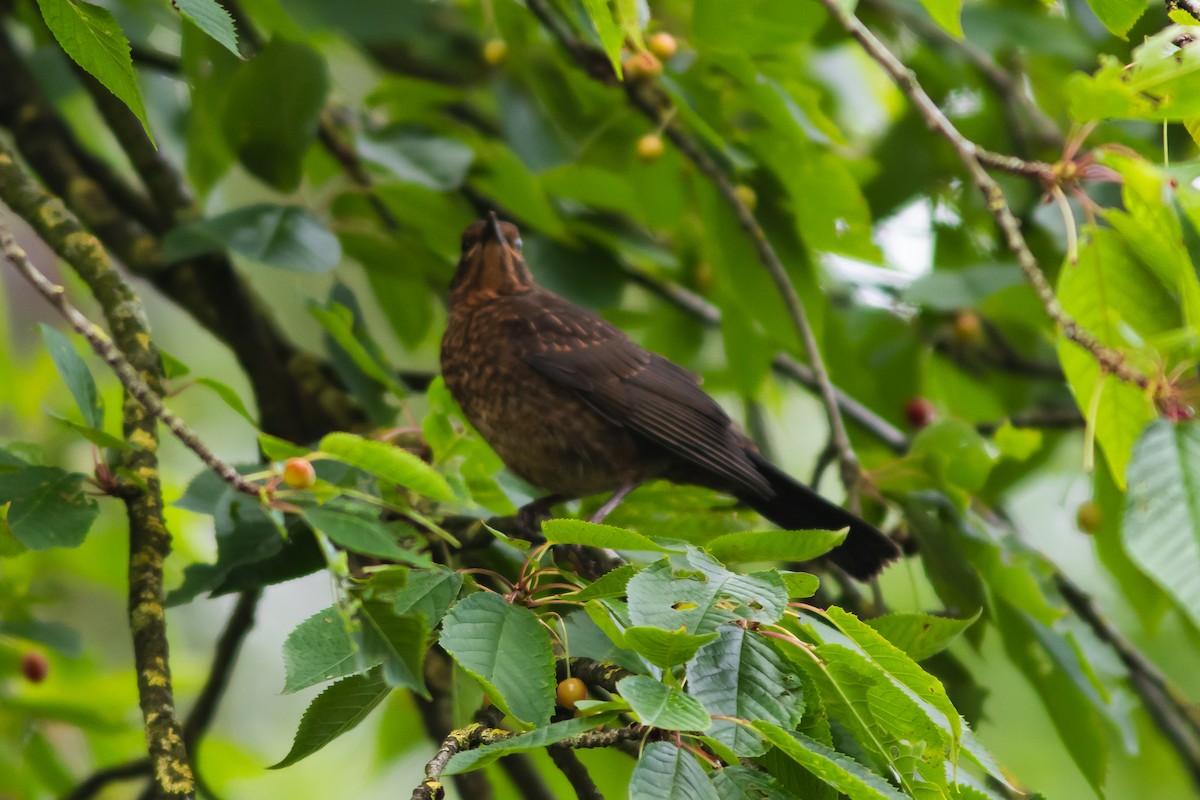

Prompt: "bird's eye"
[513,236,523,251]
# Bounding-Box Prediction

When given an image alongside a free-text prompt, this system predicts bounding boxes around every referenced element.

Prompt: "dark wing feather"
[509,292,770,497]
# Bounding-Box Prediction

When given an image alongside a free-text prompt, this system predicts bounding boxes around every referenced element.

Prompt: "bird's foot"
[515,495,564,540]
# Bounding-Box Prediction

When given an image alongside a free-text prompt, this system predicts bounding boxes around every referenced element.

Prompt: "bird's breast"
[441,301,643,497]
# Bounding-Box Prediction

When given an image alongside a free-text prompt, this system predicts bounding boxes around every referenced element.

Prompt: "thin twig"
[547,746,605,800]
[62,591,263,800]
[522,0,864,506]
[497,753,561,800]
[184,590,262,746]
[815,0,1153,394]
[860,0,1062,151]
[60,760,150,800]
[619,262,910,452]
[0,218,259,498]
[975,408,1085,435]
[1054,575,1200,741]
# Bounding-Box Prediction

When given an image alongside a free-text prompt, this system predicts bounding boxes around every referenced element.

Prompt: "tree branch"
[184,590,262,746]
[411,724,649,800]
[60,590,263,800]
[547,746,604,800]
[814,0,1154,395]
[61,760,151,800]
[0,159,194,797]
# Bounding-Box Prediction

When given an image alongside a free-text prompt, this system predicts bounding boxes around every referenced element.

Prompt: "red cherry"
[21,652,48,683]
[904,397,936,429]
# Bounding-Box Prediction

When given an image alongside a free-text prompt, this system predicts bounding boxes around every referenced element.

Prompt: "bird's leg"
[516,494,567,539]
[588,481,640,524]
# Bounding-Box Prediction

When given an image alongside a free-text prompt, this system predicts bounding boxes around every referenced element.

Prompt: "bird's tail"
[738,452,900,580]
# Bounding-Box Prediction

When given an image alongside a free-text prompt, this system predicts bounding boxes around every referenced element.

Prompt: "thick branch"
[0,161,193,797]
[815,0,1153,394]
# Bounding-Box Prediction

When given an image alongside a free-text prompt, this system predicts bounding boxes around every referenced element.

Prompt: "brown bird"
[441,215,899,579]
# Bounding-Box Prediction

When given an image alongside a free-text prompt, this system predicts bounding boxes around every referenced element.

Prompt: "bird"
[440,214,900,580]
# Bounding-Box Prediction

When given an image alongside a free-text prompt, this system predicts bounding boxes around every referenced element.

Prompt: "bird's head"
[450,213,534,303]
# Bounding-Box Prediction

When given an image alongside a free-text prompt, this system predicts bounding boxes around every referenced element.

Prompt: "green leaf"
[902,266,1024,310]
[542,519,679,553]
[711,766,802,799]
[35,0,154,142]
[992,421,1042,461]
[909,419,995,494]
[567,564,636,601]
[780,572,820,599]
[692,0,825,54]
[627,550,789,634]
[173,0,239,56]
[309,299,409,405]
[1082,0,1147,37]
[48,412,127,451]
[340,231,438,349]
[388,568,463,627]
[302,506,432,566]
[993,601,1109,792]
[1056,229,1177,487]
[318,432,454,501]
[443,714,615,775]
[752,724,907,800]
[617,675,711,731]
[623,626,719,669]
[629,742,720,800]
[222,38,328,191]
[40,325,102,429]
[163,205,341,273]
[706,529,846,565]
[194,378,258,428]
[1122,420,1200,628]
[270,670,390,768]
[259,434,310,461]
[356,129,474,190]
[281,606,361,694]
[917,0,964,37]
[1102,154,1200,329]
[581,0,625,78]
[0,618,83,657]
[866,611,979,662]
[439,592,556,727]
[687,625,804,757]
[0,467,99,550]
[820,608,961,760]
[356,601,429,696]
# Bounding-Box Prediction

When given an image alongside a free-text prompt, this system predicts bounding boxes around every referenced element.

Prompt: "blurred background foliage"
[2,0,1200,796]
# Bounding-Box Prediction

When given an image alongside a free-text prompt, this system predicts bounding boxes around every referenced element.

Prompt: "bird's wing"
[509,292,770,497]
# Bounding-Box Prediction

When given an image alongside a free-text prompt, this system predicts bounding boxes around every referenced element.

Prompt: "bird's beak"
[486,211,508,249]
